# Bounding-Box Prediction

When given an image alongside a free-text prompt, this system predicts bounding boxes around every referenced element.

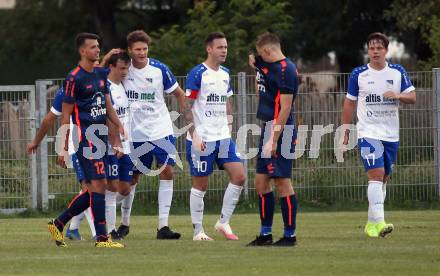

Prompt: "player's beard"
[217,56,226,65]
[134,56,147,66]
[88,56,100,64]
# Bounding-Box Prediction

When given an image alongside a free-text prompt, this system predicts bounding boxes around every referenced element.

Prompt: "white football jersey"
[347,62,415,142]
[108,80,130,154]
[123,58,178,142]
[185,63,233,142]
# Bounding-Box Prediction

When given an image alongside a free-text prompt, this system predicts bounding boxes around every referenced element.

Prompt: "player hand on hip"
[383,91,400,100]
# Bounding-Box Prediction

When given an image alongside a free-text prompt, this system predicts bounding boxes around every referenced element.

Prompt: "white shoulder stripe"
[164,82,179,94]
[401,86,415,94]
[50,106,62,116]
[346,94,358,101]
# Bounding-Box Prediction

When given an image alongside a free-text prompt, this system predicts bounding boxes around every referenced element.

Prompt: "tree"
[151,0,293,75]
[87,0,120,50]
[0,0,95,84]
[426,17,440,68]
[79,0,194,50]
[385,0,440,69]
[288,0,394,73]
[1,0,437,84]
[0,0,193,83]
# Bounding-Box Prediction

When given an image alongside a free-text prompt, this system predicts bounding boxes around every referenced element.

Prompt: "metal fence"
[0,85,36,213]
[1,70,439,212]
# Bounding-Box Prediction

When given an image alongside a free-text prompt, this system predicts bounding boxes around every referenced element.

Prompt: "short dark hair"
[127,30,151,47]
[107,50,130,67]
[367,32,389,49]
[205,32,226,46]
[75,32,100,49]
[255,32,280,48]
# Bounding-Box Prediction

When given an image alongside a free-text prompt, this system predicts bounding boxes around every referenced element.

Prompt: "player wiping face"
[246,32,299,246]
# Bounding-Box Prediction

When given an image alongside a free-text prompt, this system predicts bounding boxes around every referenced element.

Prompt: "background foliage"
[0,0,438,84]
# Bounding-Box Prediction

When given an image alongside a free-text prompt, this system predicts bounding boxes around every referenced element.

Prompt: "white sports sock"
[219,183,243,224]
[367,206,374,222]
[69,191,85,230]
[121,185,136,226]
[383,183,387,201]
[105,190,117,233]
[190,188,206,235]
[158,180,173,229]
[84,207,96,237]
[367,181,384,223]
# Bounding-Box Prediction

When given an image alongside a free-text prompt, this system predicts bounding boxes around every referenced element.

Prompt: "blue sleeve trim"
[347,65,367,98]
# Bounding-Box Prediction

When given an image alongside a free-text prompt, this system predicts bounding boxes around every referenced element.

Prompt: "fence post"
[35,80,52,211]
[237,72,249,199]
[434,69,440,201]
[28,86,38,209]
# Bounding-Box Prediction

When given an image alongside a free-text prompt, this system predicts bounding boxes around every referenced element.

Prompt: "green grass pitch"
[1,211,439,275]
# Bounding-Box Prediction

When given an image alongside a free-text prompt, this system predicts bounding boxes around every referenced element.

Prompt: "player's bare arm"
[248,54,259,97]
[226,97,234,129]
[99,48,121,67]
[268,94,294,156]
[171,86,187,113]
[105,93,126,139]
[226,97,234,116]
[340,98,358,145]
[226,97,233,117]
[184,97,205,151]
[27,111,57,154]
[107,118,123,159]
[184,97,195,134]
[57,102,74,168]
